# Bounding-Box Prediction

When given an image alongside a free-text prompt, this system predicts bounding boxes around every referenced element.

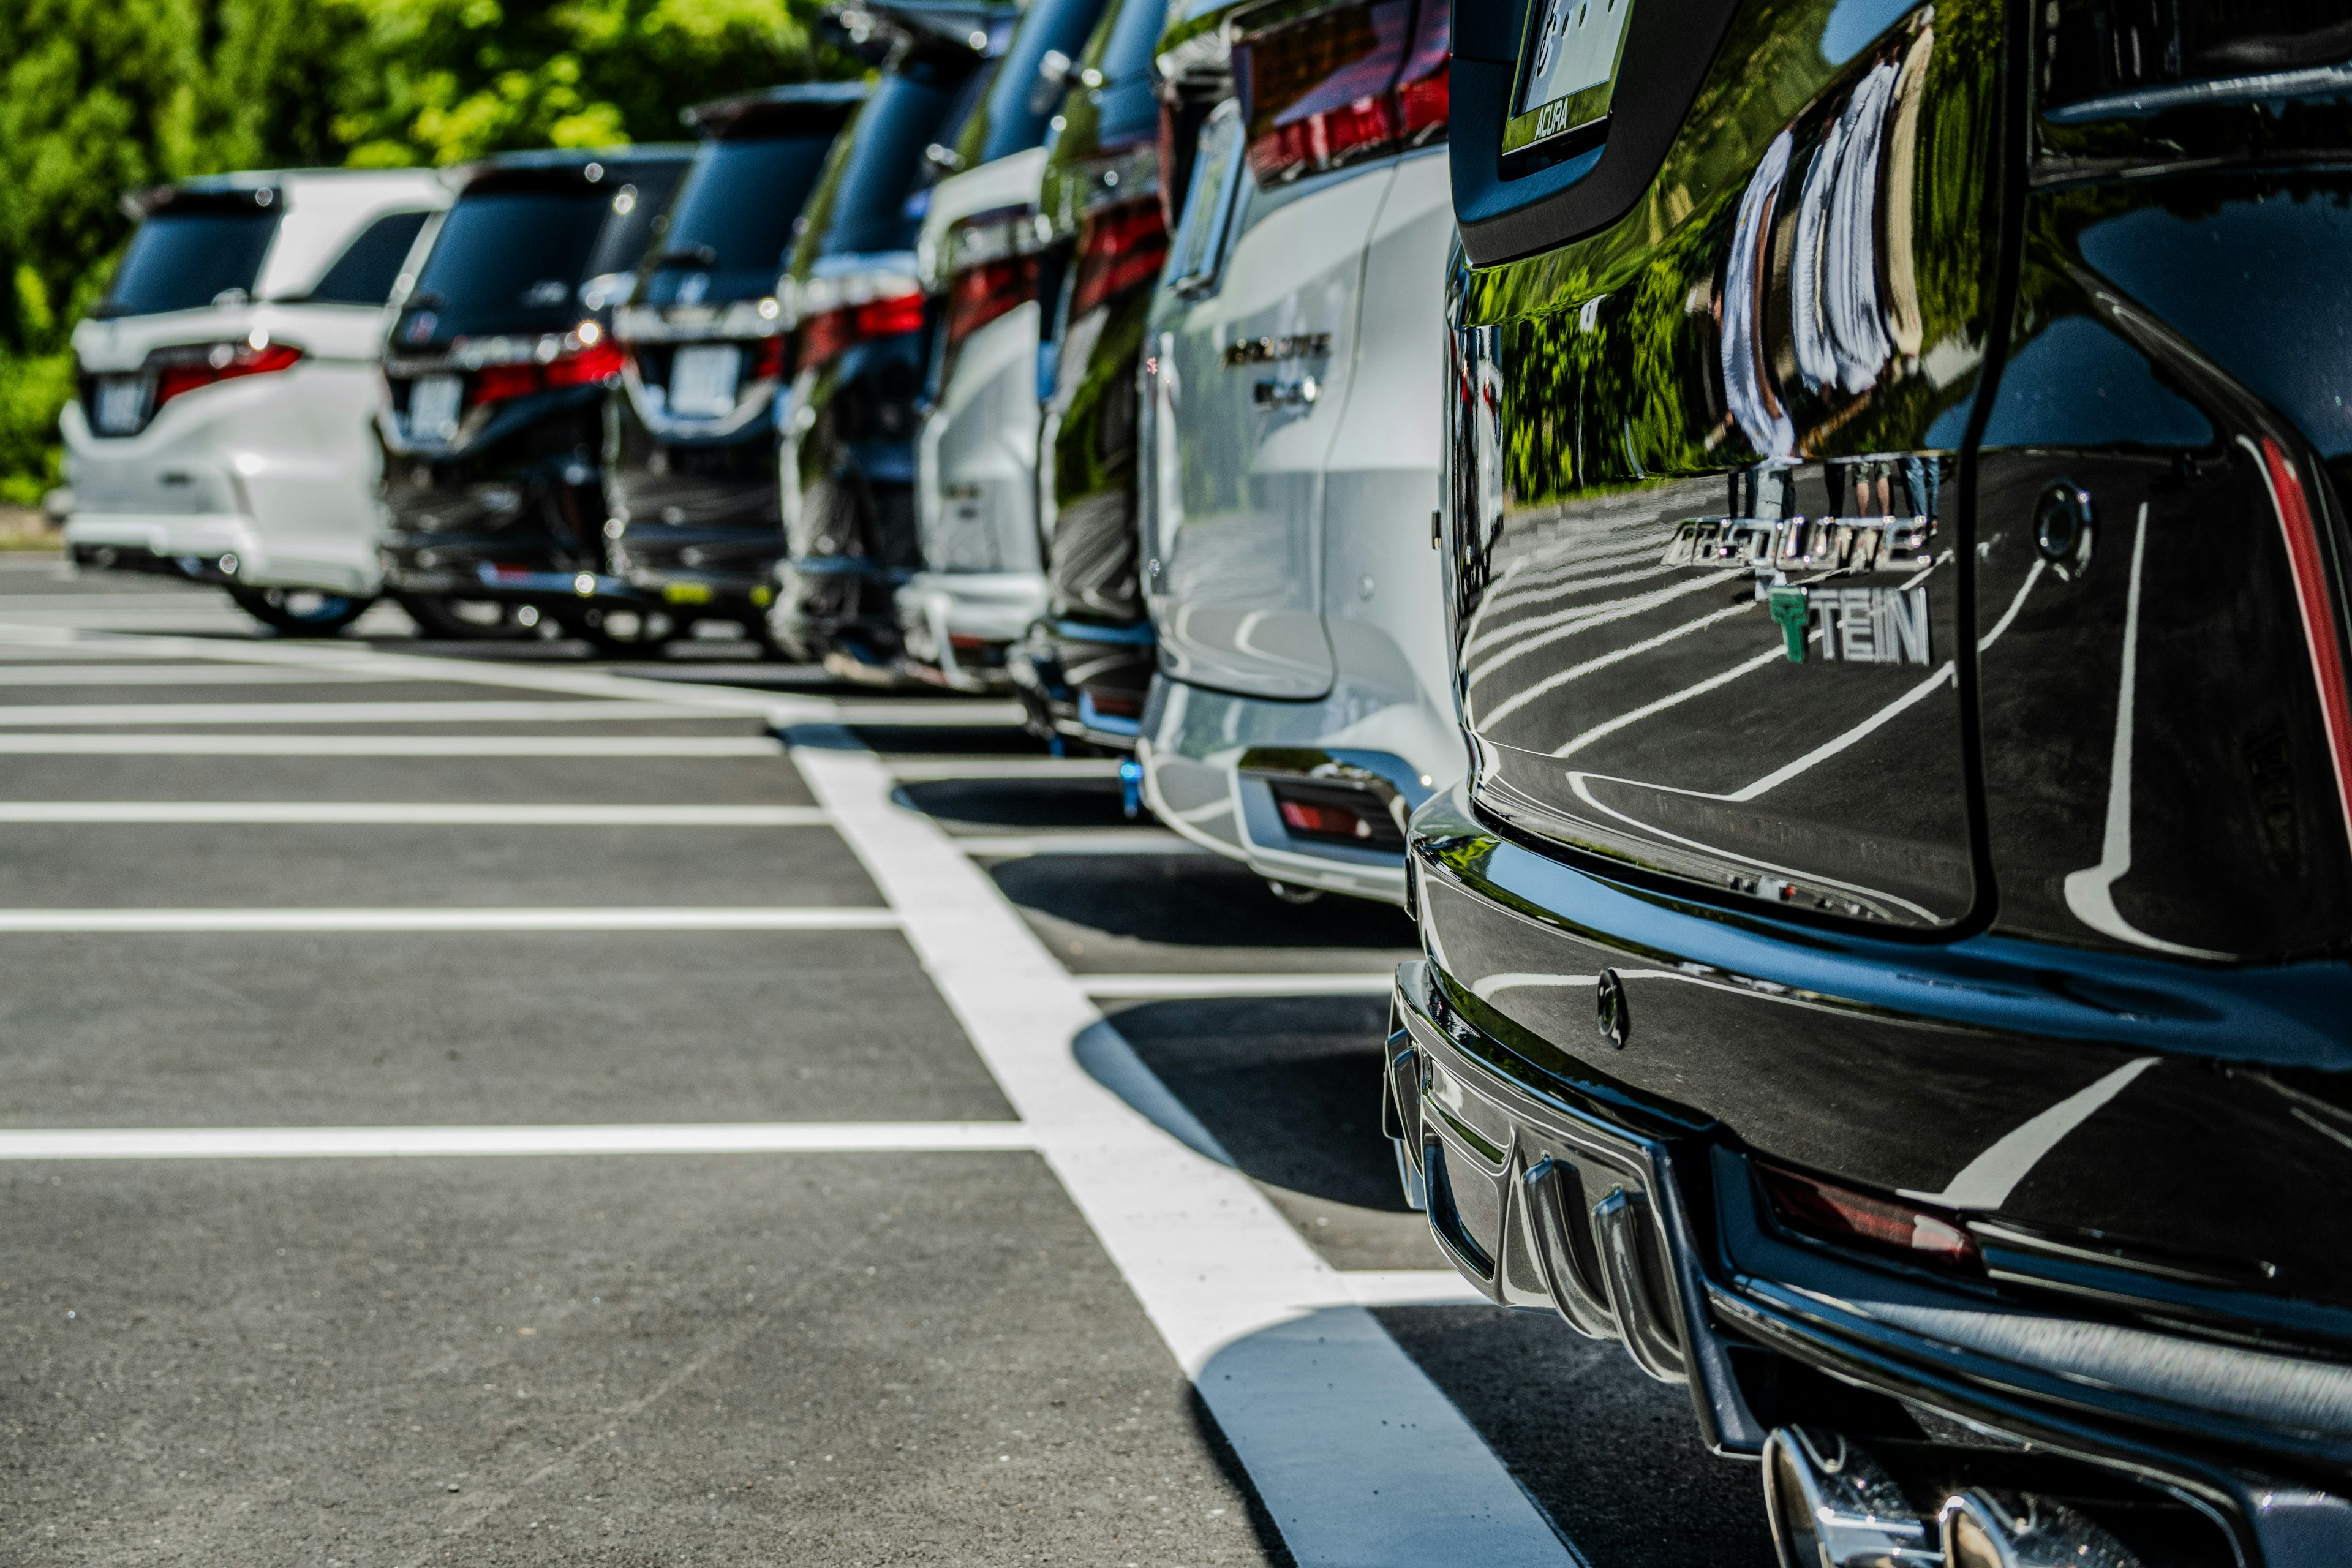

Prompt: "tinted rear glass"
[99,208,279,318]
[646,136,834,306]
[797,66,969,262]
[412,191,608,326]
[968,0,1116,163]
[584,165,687,279]
[1100,0,1170,83]
[306,209,432,306]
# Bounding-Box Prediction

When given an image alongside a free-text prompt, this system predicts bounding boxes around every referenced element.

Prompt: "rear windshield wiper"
[651,246,718,270]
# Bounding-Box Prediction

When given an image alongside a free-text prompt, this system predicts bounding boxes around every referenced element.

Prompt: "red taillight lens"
[543,339,624,388]
[1757,1164,1978,1268]
[468,340,623,408]
[1235,0,1448,184]
[1279,798,1372,839]
[752,334,789,381]
[944,255,1039,352]
[1070,199,1170,320]
[796,290,925,372]
[152,342,303,410]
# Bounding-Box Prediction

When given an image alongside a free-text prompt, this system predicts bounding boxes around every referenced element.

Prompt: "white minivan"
[63,169,450,634]
[1135,0,1460,903]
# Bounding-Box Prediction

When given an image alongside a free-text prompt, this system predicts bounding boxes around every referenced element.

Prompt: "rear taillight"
[796,291,925,372]
[944,255,1040,353]
[469,338,625,409]
[1234,0,1449,184]
[1268,780,1407,850]
[751,334,789,381]
[1069,199,1169,320]
[151,341,303,412]
[1757,1164,1978,1269]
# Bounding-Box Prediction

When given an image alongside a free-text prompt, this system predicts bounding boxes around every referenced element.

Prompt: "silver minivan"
[1135,0,1458,902]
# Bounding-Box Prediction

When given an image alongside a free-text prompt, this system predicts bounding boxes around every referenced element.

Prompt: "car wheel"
[225,585,375,637]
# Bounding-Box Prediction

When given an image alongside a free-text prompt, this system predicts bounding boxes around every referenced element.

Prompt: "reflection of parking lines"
[1475,600,1754,731]
[1472,560,1676,623]
[1467,571,1738,685]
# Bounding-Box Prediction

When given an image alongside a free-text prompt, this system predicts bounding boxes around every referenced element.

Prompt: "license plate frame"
[668,344,744,420]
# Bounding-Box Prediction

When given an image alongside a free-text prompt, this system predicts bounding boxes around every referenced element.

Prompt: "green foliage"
[0,0,848,499]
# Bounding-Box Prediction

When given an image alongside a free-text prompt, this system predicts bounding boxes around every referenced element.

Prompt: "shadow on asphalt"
[1372,1306,1776,1568]
[1109,997,1405,1213]
[897,777,1133,829]
[990,854,1419,949]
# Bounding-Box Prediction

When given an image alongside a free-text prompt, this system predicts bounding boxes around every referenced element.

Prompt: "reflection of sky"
[2081,194,2352,458]
[1820,0,1921,64]
[1979,315,2214,450]
[1518,0,1635,117]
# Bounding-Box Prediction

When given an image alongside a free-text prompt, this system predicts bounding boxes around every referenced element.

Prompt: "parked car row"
[56,0,2352,1559]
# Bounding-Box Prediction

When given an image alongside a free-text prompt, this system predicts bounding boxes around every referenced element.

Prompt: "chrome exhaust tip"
[1939,1490,2142,1568]
[1762,1427,1939,1568]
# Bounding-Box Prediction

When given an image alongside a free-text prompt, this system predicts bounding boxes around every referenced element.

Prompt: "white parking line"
[834,701,1027,726]
[0,733,787,756]
[0,698,715,726]
[0,802,831,826]
[886,757,1126,781]
[0,663,387,685]
[793,729,1577,1568]
[0,907,897,933]
[1337,1270,1494,1308]
[0,1122,1032,1160]
[1081,973,1395,998]
[953,831,1202,857]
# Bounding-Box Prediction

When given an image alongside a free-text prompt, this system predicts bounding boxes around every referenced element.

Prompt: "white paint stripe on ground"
[0,907,897,933]
[0,733,786,756]
[0,663,386,685]
[792,729,1576,1568]
[0,802,831,826]
[953,831,1201,858]
[0,698,718,726]
[1336,1271,1495,1308]
[833,702,1027,726]
[885,757,1126,781]
[1081,973,1395,998]
[0,1123,1034,1160]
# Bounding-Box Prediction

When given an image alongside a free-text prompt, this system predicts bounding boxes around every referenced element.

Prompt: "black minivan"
[605,85,867,644]
[377,148,688,643]
[765,1,1016,678]
[1399,0,2352,1561]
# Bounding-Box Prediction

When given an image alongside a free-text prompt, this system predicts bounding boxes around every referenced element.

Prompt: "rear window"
[966,0,1116,164]
[98,207,279,318]
[583,165,687,280]
[797,67,970,263]
[305,209,432,306]
[645,136,834,306]
[411,190,609,326]
[2044,0,2352,110]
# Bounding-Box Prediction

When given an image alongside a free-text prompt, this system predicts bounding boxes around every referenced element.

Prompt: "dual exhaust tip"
[1764,1427,2144,1568]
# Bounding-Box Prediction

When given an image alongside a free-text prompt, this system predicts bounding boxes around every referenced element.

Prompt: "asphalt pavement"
[0,559,1773,1566]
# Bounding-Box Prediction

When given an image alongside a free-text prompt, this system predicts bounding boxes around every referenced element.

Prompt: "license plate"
[93,376,149,437]
[407,374,462,442]
[668,344,743,419]
[1506,0,1638,159]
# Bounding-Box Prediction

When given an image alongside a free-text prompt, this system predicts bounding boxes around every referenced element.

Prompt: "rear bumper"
[65,513,376,595]
[1005,617,1152,752]
[1394,815,2352,1565]
[893,572,1047,693]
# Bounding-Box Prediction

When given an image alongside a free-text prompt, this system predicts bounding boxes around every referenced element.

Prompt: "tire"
[559,603,679,655]
[225,585,375,637]
[393,593,542,641]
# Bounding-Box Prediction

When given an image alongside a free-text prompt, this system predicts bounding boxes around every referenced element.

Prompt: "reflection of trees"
[1468,0,2002,512]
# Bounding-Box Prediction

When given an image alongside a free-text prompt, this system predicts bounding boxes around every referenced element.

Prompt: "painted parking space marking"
[1080,973,1395,998]
[884,757,1128,781]
[0,1122,1033,1160]
[0,698,722,726]
[952,830,1204,858]
[792,728,1577,1568]
[0,907,899,933]
[0,801,832,826]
